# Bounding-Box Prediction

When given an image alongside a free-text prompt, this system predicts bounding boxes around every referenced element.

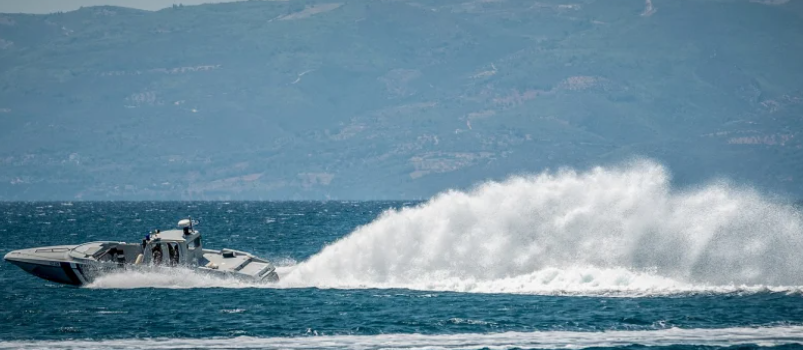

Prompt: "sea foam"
[4,325,803,349]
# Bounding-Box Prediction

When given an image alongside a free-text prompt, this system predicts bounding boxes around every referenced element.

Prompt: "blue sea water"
[2,163,803,349]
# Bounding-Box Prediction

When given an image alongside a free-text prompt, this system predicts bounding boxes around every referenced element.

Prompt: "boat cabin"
[139,219,204,266]
[72,219,205,267]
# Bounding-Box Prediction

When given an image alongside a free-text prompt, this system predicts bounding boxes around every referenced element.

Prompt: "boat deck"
[202,250,273,278]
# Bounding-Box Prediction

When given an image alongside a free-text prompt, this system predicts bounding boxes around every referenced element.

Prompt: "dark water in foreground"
[1,201,803,350]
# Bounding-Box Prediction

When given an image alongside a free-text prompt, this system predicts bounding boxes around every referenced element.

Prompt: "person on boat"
[152,245,163,265]
[167,243,179,266]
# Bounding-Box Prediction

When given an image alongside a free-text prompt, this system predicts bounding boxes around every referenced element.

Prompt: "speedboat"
[3,219,279,286]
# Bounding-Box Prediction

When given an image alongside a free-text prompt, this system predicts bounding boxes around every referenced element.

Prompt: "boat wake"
[3,325,803,349]
[87,160,803,296]
[87,267,262,289]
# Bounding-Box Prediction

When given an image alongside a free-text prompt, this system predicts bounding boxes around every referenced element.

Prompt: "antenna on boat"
[178,217,193,235]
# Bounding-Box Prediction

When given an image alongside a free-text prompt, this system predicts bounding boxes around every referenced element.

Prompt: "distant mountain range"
[0,0,801,200]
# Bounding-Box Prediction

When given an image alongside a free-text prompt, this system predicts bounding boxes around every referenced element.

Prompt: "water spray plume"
[280,160,803,294]
[89,160,803,294]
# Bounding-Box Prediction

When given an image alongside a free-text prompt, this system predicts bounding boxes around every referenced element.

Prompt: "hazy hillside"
[0,0,801,200]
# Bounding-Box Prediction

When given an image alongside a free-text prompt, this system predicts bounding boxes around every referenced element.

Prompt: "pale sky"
[0,0,246,13]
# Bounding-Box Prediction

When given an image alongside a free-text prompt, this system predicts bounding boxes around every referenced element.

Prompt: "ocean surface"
[2,163,803,349]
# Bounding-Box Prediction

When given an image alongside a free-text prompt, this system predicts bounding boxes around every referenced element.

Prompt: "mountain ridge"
[0,0,801,200]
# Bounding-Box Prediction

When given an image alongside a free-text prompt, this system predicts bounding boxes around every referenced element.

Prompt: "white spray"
[278,160,803,294]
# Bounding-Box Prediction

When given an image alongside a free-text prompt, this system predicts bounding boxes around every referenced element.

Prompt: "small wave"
[446,318,496,326]
[220,309,246,314]
[2,325,803,349]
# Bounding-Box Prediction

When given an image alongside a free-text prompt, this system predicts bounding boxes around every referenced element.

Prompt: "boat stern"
[261,268,280,282]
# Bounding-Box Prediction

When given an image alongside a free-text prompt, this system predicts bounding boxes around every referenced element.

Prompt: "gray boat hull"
[5,251,279,286]
[5,258,88,285]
